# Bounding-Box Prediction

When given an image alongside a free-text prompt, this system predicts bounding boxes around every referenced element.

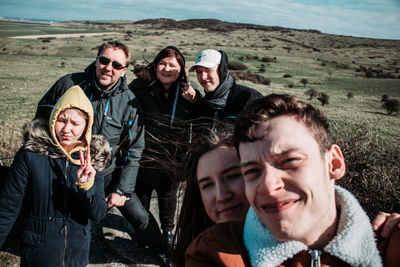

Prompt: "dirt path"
[10,32,121,39]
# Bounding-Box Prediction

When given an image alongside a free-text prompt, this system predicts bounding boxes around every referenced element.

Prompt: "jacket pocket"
[21,230,43,246]
[20,231,44,266]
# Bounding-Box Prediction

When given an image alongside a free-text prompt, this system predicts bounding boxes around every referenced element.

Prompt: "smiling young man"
[185,94,400,267]
[187,49,262,126]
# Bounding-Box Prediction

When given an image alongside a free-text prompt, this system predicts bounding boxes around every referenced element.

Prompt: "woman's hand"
[76,148,96,188]
[372,212,400,238]
[181,82,197,103]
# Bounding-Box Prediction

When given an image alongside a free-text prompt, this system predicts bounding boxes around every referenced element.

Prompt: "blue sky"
[1,0,399,40]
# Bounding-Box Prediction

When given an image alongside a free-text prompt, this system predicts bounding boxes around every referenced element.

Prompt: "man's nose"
[259,165,284,196]
[104,61,113,71]
[202,71,208,80]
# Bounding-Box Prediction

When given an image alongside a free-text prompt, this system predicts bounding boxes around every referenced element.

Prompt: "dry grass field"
[0,18,399,266]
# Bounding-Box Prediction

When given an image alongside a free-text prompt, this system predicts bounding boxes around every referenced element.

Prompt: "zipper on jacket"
[309,250,322,267]
[62,161,69,267]
[62,219,67,267]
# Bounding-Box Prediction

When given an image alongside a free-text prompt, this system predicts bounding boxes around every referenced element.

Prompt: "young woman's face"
[55,109,87,151]
[196,146,249,223]
[156,56,182,90]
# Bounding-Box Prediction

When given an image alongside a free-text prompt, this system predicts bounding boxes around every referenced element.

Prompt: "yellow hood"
[49,85,94,165]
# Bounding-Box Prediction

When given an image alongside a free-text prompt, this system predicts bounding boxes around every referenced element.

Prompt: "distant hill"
[132,18,322,34]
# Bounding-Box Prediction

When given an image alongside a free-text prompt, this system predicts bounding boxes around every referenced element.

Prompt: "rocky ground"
[1,205,171,267]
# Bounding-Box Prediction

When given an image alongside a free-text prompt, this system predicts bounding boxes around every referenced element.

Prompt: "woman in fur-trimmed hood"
[0,85,110,267]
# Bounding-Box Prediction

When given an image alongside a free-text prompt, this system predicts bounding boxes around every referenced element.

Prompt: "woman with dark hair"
[173,122,400,267]
[173,125,250,267]
[129,46,203,248]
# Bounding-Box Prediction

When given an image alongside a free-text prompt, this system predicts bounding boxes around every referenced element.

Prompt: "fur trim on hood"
[23,119,111,172]
[134,65,154,84]
[49,85,94,165]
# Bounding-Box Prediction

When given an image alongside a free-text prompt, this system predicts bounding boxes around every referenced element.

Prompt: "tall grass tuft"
[0,121,22,167]
[331,120,400,219]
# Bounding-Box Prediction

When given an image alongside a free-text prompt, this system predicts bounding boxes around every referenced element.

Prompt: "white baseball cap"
[189,49,222,71]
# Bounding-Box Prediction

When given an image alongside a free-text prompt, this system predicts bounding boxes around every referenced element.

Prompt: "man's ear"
[328,144,346,181]
[121,68,127,77]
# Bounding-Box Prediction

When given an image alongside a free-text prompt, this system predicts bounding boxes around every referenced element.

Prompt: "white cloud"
[0,0,399,39]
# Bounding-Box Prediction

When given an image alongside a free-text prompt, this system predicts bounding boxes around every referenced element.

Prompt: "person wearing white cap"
[184,49,262,128]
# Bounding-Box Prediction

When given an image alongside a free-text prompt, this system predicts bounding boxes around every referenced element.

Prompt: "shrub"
[230,71,271,85]
[331,121,400,218]
[283,74,293,78]
[304,89,317,100]
[381,94,389,102]
[382,99,400,115]
[317,92,329,105]
[228,61,247,70]
[300,78,308,87]
[287,83,294,88]
[260,56,277,63]
[346,92,354,101]
[240,54,259,61]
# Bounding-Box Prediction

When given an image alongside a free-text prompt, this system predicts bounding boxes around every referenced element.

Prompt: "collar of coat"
[203,74,234,112]
[243,186,382,267]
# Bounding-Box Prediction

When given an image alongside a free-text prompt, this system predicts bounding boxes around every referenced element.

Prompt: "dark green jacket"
[35,62,145,196]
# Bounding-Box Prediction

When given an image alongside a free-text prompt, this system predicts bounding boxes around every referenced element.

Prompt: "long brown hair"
[173,123,234,267]
[148,46,186,82]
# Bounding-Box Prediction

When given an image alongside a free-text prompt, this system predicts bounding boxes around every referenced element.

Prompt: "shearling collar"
[243,186,382,267]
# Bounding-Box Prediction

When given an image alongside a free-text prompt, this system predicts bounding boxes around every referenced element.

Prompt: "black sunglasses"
[98,56,127,70]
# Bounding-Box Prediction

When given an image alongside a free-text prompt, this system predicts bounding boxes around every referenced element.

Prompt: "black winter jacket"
[0,121,108,267]
[35,62,145,196]
[129,77,203,182]
[194,50,262,123]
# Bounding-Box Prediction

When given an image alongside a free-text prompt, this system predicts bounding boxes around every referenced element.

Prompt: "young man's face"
[239,115,345,246]
[95,47,128,91]
[195,65,220,93]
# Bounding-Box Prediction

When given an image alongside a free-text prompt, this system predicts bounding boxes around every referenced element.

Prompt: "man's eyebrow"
[240,149,302,168]
[240,161,258,169]
[221,165,241,174]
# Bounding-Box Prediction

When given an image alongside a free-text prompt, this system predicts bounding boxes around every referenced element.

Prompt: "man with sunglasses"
[34,42,172,264]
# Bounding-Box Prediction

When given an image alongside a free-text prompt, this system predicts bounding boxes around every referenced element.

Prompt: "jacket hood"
[23,119,110,171]
[49,85,94,165]
[218,50,229,82]
[134,66,154,84]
